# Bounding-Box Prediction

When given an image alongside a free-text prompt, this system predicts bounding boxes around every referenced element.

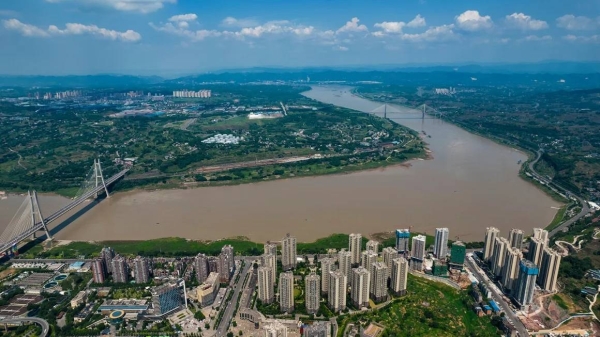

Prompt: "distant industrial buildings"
[172,89,211,98]
[202,134,242,145]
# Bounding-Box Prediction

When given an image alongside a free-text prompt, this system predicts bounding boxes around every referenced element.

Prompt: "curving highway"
[527,150,590,238]
[0,317,50,337]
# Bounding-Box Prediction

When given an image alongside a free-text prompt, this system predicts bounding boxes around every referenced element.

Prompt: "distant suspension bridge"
[371,103,445,120]
[0,160,129,255]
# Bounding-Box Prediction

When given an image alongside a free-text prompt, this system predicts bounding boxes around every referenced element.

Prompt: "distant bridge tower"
[93,159,110,198]
[422,104,426,120]
[384,104,387,119]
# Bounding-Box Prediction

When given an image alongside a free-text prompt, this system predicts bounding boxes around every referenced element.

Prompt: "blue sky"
[1,0,599,75]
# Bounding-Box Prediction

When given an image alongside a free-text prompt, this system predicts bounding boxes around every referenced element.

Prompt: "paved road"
[0,317,50,337]
[527,150,590,237]
[215,261,252,336]
[465,256,528,337]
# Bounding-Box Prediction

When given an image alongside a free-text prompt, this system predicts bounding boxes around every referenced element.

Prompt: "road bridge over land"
[0,317,50,337]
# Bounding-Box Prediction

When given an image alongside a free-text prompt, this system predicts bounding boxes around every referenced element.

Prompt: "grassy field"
[337,274,500,337]
[545,204,569,232]
[17,231,444,259]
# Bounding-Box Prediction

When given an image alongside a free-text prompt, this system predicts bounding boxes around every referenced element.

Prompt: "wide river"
[0,86,560,243]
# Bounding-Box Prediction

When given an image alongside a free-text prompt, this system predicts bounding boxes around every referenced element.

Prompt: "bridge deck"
[0,168,128,253]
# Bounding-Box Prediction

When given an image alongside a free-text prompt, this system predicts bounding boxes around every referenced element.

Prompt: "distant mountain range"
[0,61,599,88]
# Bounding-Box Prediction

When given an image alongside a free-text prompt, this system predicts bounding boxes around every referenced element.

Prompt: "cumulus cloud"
[336,17,368,34]
[373,15,426,36]
[505,13,548,30]
[221,17,259,28]
[169,14,197,22]
[455,10,493,31]
[407,14,426,28]
[374,21,406,34]
[563,34,599,43]
[556,15,598,30]
[45,0,175,14]
[149,22,220,41]
[3,18,49,37]
[3,18,141,41]
[401,24,456,42]
[519,35,552,42]
[152,17,314,41]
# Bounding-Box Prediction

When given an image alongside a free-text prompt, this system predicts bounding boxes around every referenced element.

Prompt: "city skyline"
[0,0,599,75]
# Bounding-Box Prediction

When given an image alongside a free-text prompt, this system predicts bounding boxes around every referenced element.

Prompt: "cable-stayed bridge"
[0,160,128,255]
[371,104,444,120]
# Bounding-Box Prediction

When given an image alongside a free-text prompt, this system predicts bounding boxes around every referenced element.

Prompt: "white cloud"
[3,18,141,41]
[168,14,197,22]
[45,0,176,14]
[152,17,315,41]
[3,18,49,37]
[563,34,599,43]
[374,21,406,34]
[336,45,349,51]
[556,15,598,30]
[520,35,552,42]
[455,10,493,31]
[401,24,456,42]
[336,17,368,34]
[407,14,426,28]
[149,22,220,41]
[505,13,548,30]
[373,15,426,36]
[221,17,259,28]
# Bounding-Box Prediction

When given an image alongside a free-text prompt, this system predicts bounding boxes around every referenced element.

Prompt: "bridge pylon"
[29,191,51,240]
[94,159,110,198]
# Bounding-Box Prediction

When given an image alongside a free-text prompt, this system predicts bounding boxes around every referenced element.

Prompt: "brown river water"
[0,86,560,243]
